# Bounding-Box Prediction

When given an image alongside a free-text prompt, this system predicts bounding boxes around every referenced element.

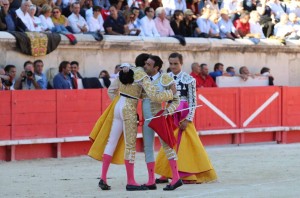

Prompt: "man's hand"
[179,119,190,131]
[170,83,177,95]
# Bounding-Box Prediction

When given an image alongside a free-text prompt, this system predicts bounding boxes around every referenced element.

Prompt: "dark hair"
[226,66,234,72]
[93,6,101,12]
[70,61,79,67]
[23,60,33,68]
[4,65,16,73]
[214,63,223,71]
[166,67,171,73]
[119,69,134,85]
[33,59,43,67]
[144,7,153,14]
[135,53,149,67]
[99,70,110,78]
[59,61,70,72]
[109,5,117,10]
[200,63,207,69]
[168,52,183,64]
[172,10,184,21]
[115,64,121,69]
[148,55,163,71]
[239,66,246,74]
[260,67,270,74]
[240,11,250,19]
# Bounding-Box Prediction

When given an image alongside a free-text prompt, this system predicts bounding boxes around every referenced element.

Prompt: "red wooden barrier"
[56,89,102,137]
[11,90,57,139]
[0,91,11,140]
[281,87,300,143]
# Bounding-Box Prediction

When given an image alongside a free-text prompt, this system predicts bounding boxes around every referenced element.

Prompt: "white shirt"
[139,16,160,37]
[68,13,89,33]
[85,8,93,21]
[149,72,160,81]
[274,23,293,37]
[39,15,55,31]
[87,15,104,32]
[16,8,35,31]
[267,2,285,19]
[196,17,212,34]
[31,16,43,32]
[249,20,266,39]
[218,18,236,38]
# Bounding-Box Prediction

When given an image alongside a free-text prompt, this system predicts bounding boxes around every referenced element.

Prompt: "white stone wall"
[1,32,300,86]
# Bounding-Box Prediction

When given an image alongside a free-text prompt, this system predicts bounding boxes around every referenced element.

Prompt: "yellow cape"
[88,96,125,164]
[155,123,217,183]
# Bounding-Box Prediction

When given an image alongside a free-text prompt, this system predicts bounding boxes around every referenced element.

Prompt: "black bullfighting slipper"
[126,184,149,191]
[141,183,157,190]
[163,179,183,191]
[155,178,169,184]
[98,179,111,190]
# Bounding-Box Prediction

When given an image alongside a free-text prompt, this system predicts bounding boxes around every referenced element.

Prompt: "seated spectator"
[288,13,300,38]
[218,8,241,39]
[187,0,200,15]
[198,63,217,87]
[267,0,285,21]
[196,8,216,38]
[15,0,36,32]
[14,61,41,90]
[154,7,174,37]
[3,65,17,90]
[33,60,47,89]
[209,9,220,37]
[110,64,121,79]
[39,4,55,32]
[189,62,201,87]
[260,67,274,85]
[183,9,197,37]
[287,0,300,18]
[28,5,43,32]
[139,7,160,37]
[123,9,141,35]
[165,0,187,17]
[209,62,224,81]
[70,61,83,89]
[99,70,111,88]
[239,66,255,81]
[274,13,295,39]
[103,5,128,35]
[221,0,239,16]
[0,0,16,31]
[150,0,163,11]
[205,0,219,13]
[225,66,235,76]
[82,0,94,20]
[51,6,70,33]
[87,6,105,33]
[249,10,266,39]
[0,66,6,90]
[170,10,185,36]
[257,1,275,38]
[68,2,89,33]
[53,61,73,89]
[93,0,110,10]
[110,0,128,11]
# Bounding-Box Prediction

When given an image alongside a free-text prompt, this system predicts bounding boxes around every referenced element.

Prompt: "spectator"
[209,62,224,81]
[243,0,256,12]
[288,13,300,39]
[3,65,17,90]
[196,8,214,38]
[234,12,251,38]
[28,5,43,32]
[123,9,141,35]
[51,6,70,32]
[98,70,111,88]
[225,66,235,76]
[183,9,197,37]
[93,0,110,10]
[249,10,266,39]
[189,62,201,87]
[154,7,174,37]
[260,67,274,85]
[110,64,121,79]
[14,61,41,90]
[87,6,105,33]
[287,0,300,17]
[221,0,239,16]
[187,0,200,15]
[267,0,286,20]
[257,1,275,38]
[209,9,220,37]
[0,66,6,90]
[33,60,47,90]
[218,8,241,39]
[53,61,73,89]
[15,0,35,32]
[103,5,128,35]
[205,0,219,13]
[239,65,255,81]
[150,0,163,11]
[68,2,89,33]
[170,10,185,36]
[274,13,295,39]
[109,0,128,11]
[82,0,94,20]
[0,0,16,31]
[198,63,217,87]
[70,61,83,89]
[39,4,55,32]
[139,7,160,37]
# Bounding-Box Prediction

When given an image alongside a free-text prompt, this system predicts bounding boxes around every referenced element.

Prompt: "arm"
[107,78,119,100]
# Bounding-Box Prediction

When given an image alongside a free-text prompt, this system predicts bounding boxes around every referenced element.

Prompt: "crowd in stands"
[0,0,299,44]
[0,59,274,90]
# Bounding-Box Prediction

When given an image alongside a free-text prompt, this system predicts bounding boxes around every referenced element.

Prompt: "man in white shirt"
[87,6,104,32]
[15,0,35,32]
[68,2,89,33]
[218,8,240,39]
[249,11,266,39]
[139,7,160,37]
[196,7,214,37]
[267,0,286,20]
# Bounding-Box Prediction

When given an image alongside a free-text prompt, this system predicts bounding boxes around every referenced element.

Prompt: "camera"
[26,71,33,77]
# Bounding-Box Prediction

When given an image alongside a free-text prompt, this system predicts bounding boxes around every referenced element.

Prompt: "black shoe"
[98,179,111,190]
[126,184,148,191]
[163,179,183,191]
[141,183,157,190]
[155,178,169,184]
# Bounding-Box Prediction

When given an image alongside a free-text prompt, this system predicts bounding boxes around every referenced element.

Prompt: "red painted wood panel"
[0,146,6,161]
[57,111,101,124]
[0,91,11,126]
[282,87,300,126]
[240,132,275,144]
[101,89,111,113]
[200,134,234,146]
[0,126,11,140]
[12,125,56,139]
[14,144,54,160]
[60,141,91,157]
[57,123,95,137]
[195,88,240,130]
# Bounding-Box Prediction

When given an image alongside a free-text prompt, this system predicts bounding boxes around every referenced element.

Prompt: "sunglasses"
[53,11,59,13]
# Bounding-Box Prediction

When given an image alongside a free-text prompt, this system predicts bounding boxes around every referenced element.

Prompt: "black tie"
[150,77,153,81]
[174,76,177,80]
